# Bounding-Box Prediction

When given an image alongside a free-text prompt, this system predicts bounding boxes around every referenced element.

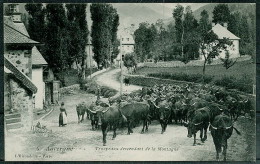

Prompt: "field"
[135,60,255,82]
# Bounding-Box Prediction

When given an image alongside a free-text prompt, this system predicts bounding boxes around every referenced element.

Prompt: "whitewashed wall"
[32,67,44,109]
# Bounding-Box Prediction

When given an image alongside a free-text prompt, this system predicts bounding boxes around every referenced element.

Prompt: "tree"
[220,50,237,70]
[25,4,46,55]
[123,53,137,73]
[173,4,184,57]
[45,4,69,77]
[66,4,89,80]
[90,4,119,69]
[200,32,233,77]
[134,22,156,62]
[212,4,231,25]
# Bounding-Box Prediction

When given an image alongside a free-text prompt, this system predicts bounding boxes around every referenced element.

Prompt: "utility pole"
[120,35,123,98]
[89,36,92,79]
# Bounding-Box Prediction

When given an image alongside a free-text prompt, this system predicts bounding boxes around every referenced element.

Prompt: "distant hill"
[193,3,256,21]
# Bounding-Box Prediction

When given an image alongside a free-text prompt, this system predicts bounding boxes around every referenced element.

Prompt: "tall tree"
[25,4,46,51]
[212,4,231,25]
[173,4,184,57]
[66,4,89,80]
[90,4,119,69]
[45,4,69,77]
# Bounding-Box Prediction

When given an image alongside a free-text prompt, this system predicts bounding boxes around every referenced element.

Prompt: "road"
[94,68,142,94]
[5,69,255,161]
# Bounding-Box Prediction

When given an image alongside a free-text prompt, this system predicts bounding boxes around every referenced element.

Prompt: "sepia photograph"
[3,2,256,161]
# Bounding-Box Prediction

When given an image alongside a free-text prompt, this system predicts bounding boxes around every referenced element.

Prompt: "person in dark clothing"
[59,102,68,127]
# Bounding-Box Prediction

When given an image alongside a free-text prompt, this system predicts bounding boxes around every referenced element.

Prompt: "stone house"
[4,12,40,130]
[4,57,37,130]
[200,23,240,60]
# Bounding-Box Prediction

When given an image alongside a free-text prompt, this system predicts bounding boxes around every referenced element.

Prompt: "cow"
[184,107,210,146]
[76,102,88,123]
[210,113,241,161]
[120,102,150,134]
[89,104,127,146]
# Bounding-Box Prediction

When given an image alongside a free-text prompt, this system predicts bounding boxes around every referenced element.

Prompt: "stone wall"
[5,49,32,78]
[10,78,34,131]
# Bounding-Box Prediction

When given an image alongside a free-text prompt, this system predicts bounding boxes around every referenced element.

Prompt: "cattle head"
[91,107,110,126]
[159,107,171,121]
[184,121,202,138]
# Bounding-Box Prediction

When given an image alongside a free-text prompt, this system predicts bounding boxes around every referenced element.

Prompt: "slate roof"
[13,22,30,37]
[4,16,39,44]
[212,24,240,40]
[4,56,37,94]
[32,46,47,65]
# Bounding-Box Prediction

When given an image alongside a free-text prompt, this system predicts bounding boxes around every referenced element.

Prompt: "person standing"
[59,102,68,127]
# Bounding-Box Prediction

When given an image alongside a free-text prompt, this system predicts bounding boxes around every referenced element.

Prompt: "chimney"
[212,22,215,27]
[223,23,228,29]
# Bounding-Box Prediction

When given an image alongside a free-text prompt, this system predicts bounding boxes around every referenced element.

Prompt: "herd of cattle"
[76,83,254,161]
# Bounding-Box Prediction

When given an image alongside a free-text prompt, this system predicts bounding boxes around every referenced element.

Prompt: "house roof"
[13,22,30,37]
[4,16,39,44]
[4,56,37,94]
[32,46,47,65]
[212,24,240,40]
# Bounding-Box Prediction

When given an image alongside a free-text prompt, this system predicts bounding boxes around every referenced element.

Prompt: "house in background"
[4,15,40,130]
[32,46,47,109]
[200,23,240,60]
[115,30,135,66]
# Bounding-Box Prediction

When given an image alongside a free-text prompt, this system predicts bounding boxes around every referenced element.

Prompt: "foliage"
[123,52,137,71]
[212,4,231,25]
[44,4,69,74]
[66,4,89,80]
[220,50,237,69]
[90,4,119,69]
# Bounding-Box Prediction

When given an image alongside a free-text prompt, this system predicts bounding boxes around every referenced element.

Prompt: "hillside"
[193,3,256,21]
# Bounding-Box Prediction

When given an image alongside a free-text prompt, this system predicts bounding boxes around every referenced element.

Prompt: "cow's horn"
[88,109,96,114]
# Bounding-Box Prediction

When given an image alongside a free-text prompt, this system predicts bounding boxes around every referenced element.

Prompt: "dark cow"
[120,102,150,134]
[210,113,241,161]
[184,107,210,146]
[89,104,127,146]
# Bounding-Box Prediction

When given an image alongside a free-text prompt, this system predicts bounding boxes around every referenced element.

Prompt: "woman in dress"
[59,102,68,127]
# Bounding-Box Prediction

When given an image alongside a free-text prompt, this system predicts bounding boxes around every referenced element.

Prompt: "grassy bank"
[57,68,99,87]
[136,60,255,82]
[133,60,255,93]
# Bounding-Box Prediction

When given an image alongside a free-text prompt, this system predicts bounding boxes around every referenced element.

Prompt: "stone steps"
[5,112,23,130]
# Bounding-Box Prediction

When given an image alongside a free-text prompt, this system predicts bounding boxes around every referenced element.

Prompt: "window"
[127,38,129,41]
[122,38,124,41]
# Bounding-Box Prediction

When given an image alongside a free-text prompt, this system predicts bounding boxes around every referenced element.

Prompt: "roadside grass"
[58,68,99,87]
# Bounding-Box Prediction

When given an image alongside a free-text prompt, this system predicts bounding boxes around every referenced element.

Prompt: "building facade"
[200,23,240,60]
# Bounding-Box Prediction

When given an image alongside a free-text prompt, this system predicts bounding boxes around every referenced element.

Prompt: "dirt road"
[5,90,254,161]
[94,68,142,94]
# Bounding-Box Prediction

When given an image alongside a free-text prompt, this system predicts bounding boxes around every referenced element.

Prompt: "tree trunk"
[181,22,184,58]
[81,55,87,80]
[202,59,207,83]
